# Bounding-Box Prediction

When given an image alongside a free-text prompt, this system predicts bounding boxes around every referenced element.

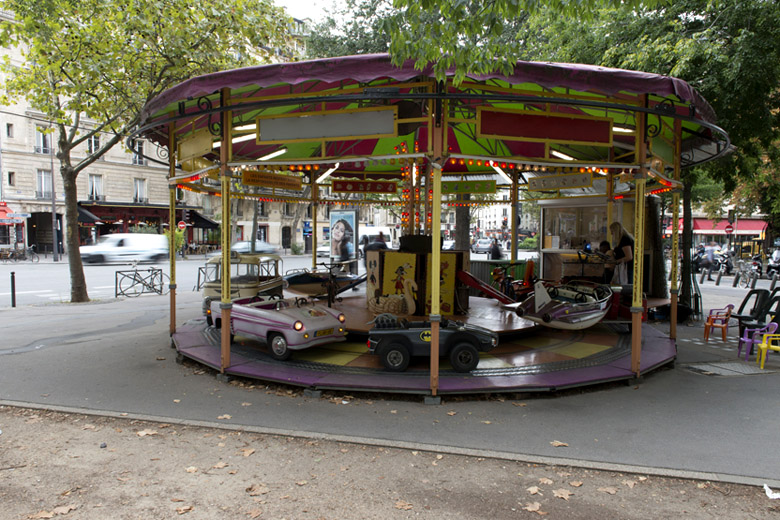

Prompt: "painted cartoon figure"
[393,263,412,295]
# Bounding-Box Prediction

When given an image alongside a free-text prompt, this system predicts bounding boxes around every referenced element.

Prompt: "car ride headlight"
[294,320,304,331]
[337,313,346,323]
[491,337,498,346]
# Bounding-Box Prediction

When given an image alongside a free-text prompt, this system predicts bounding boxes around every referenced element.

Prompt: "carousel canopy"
[133,54,729,195]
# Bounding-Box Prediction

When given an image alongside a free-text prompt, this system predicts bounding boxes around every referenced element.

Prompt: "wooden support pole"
[429,94,444,397]
[630,104,648,376]
[168,118,177,336]
[220,88,233,373]
[312,181,319,270]
[510,170,518,264]
[670,119,682,339]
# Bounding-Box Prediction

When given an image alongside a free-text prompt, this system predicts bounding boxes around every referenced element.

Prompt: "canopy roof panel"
[134,54,729,192]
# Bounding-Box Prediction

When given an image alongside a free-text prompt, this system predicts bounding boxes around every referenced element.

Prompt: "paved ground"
[1,274,780,517]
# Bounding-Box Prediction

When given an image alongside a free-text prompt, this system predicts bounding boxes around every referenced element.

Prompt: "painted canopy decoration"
[133,53,729,194]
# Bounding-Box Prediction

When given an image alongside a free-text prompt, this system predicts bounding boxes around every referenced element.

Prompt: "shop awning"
[192,210,218,229]
[0,204,20,225]
[665,218,767,235]
[77,206,103,224]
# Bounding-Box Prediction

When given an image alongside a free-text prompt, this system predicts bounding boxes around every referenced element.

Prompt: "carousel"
[131,54,729,397]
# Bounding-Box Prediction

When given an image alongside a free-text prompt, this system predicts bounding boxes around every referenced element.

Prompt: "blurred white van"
[80,233,169,264]
[358,226,395,257]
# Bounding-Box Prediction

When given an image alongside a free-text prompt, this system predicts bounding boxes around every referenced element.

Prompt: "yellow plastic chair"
[703,304,734,342]
[757,333,780,369]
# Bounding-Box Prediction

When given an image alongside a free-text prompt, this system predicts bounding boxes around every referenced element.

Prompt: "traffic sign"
[8,213,31,218]
[177,221,187,230]
[725,223,734,234]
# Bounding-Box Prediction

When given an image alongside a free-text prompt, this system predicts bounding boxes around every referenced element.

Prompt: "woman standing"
[610,222,635,285]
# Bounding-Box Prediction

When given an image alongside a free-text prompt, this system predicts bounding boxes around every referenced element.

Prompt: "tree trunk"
[62,166,89,302]
[678,180,694,309]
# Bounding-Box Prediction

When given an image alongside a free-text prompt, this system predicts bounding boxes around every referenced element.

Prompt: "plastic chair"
[757,333,780,369]
[703,304,734,342]
[732,289,769,337]
[737,322,778,361]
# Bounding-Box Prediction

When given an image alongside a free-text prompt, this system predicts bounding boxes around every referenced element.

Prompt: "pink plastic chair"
[703,304,734,342]
[737,321,778,361]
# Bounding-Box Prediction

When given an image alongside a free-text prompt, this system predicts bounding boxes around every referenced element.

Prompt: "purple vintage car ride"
[204,295,346,360]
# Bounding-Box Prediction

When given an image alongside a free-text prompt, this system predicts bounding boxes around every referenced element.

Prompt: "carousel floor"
[172,295,677,395]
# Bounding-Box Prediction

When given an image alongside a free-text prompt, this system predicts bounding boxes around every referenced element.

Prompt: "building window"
[35,127,52,154]
[36,169,52,199]
[88,174,104,201]
[133,178,147,203]
[88,134,100,155]
[132,140,145,165]
[284,203,294,217]
[6,123,13,138]
[7,171,15,186]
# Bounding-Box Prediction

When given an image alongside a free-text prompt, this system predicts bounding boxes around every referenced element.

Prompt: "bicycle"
[116,261,170,297]
[734,259,755,289]
[9,245,40,263]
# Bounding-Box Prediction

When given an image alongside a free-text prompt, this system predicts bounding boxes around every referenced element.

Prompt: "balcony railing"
[88,194,106,201]
[34,146,52,154]
[35,190,52,199]
[133,197,149,204]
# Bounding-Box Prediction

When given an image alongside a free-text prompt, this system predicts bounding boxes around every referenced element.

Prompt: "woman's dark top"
[614,235,635,284]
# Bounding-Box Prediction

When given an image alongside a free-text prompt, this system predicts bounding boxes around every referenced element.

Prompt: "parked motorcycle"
[767,251,780,278]
[716,250,734,276]
[749,254,762,278]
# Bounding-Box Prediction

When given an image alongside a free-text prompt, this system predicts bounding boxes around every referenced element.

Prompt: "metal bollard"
[771,274,777,291]
[11,271,16,308]
[732,273,740,287]
[715,270,723,286]
[751,275,758,289]
[699,271,706,284]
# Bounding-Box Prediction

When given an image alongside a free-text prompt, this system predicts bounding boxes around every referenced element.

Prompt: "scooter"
[767,252,780,278]
[749,254,763,278]
[716,250,734,275]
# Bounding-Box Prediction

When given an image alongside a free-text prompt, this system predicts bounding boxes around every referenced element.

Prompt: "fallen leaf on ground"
[156,357,166,361]
[598,487,618,495]
[623,480,637,488]
[482,420,492,424]
[171,498,184,503]
[539,477,554,485]
[512,402,527,407]
[241,402,252,407]
[394,501,413,510]
[447,411,457,416]
[526,486,541,495]
[29,511,54,519]
[296,481,307,486]
[248,509,262,518]
[550,440,568,447]
[638,476,647,481]
[217,414,231,420]
[523,502,548,515]
[240,448,256,457]
[136,429,158,437]
[569,481,583,487]
[553,488,573,500]
[175,505,193,514]
[246,484,269,496]
[185,467,198,473]
[212,462,228,469]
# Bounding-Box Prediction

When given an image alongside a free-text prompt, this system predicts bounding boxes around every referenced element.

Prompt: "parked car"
[207,240,279,258]
[367,313,498,372]
[80,233,169,264]
[442,240,455,250]
[205,295,346,360]
[471,238,493,254]
[316,240,331,257]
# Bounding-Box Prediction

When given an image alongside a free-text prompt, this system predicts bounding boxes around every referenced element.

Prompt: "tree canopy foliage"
[0,0,292,302]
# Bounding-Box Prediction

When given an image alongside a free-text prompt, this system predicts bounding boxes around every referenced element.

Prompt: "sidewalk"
[1,280,779,490]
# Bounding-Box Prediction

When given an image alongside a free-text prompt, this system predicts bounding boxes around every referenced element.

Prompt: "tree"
[306,0,395,58]
[385,0,660,84]
[0,0,291,302]
[516,0,780,306]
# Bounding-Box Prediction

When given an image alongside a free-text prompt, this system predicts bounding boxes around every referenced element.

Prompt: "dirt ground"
[1,405,778,520]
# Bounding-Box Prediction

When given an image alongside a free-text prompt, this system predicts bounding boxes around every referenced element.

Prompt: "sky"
[275,0,339,23]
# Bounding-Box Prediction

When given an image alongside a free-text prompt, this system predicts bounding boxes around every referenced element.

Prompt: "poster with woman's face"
[329,210,357,261]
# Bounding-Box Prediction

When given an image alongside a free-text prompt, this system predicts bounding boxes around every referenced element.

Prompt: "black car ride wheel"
[378,342,410,372]
[268,333,292,361]
[448,342,480,373]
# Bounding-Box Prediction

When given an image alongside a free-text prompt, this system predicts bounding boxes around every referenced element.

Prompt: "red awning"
[665,218,767,235]
[0,203,19,226]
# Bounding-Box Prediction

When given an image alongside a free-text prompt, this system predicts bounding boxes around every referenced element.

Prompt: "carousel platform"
[172,295,677,395]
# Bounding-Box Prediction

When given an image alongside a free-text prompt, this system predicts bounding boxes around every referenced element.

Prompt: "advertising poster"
[425,253,456,315]
[329,210,357,263]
